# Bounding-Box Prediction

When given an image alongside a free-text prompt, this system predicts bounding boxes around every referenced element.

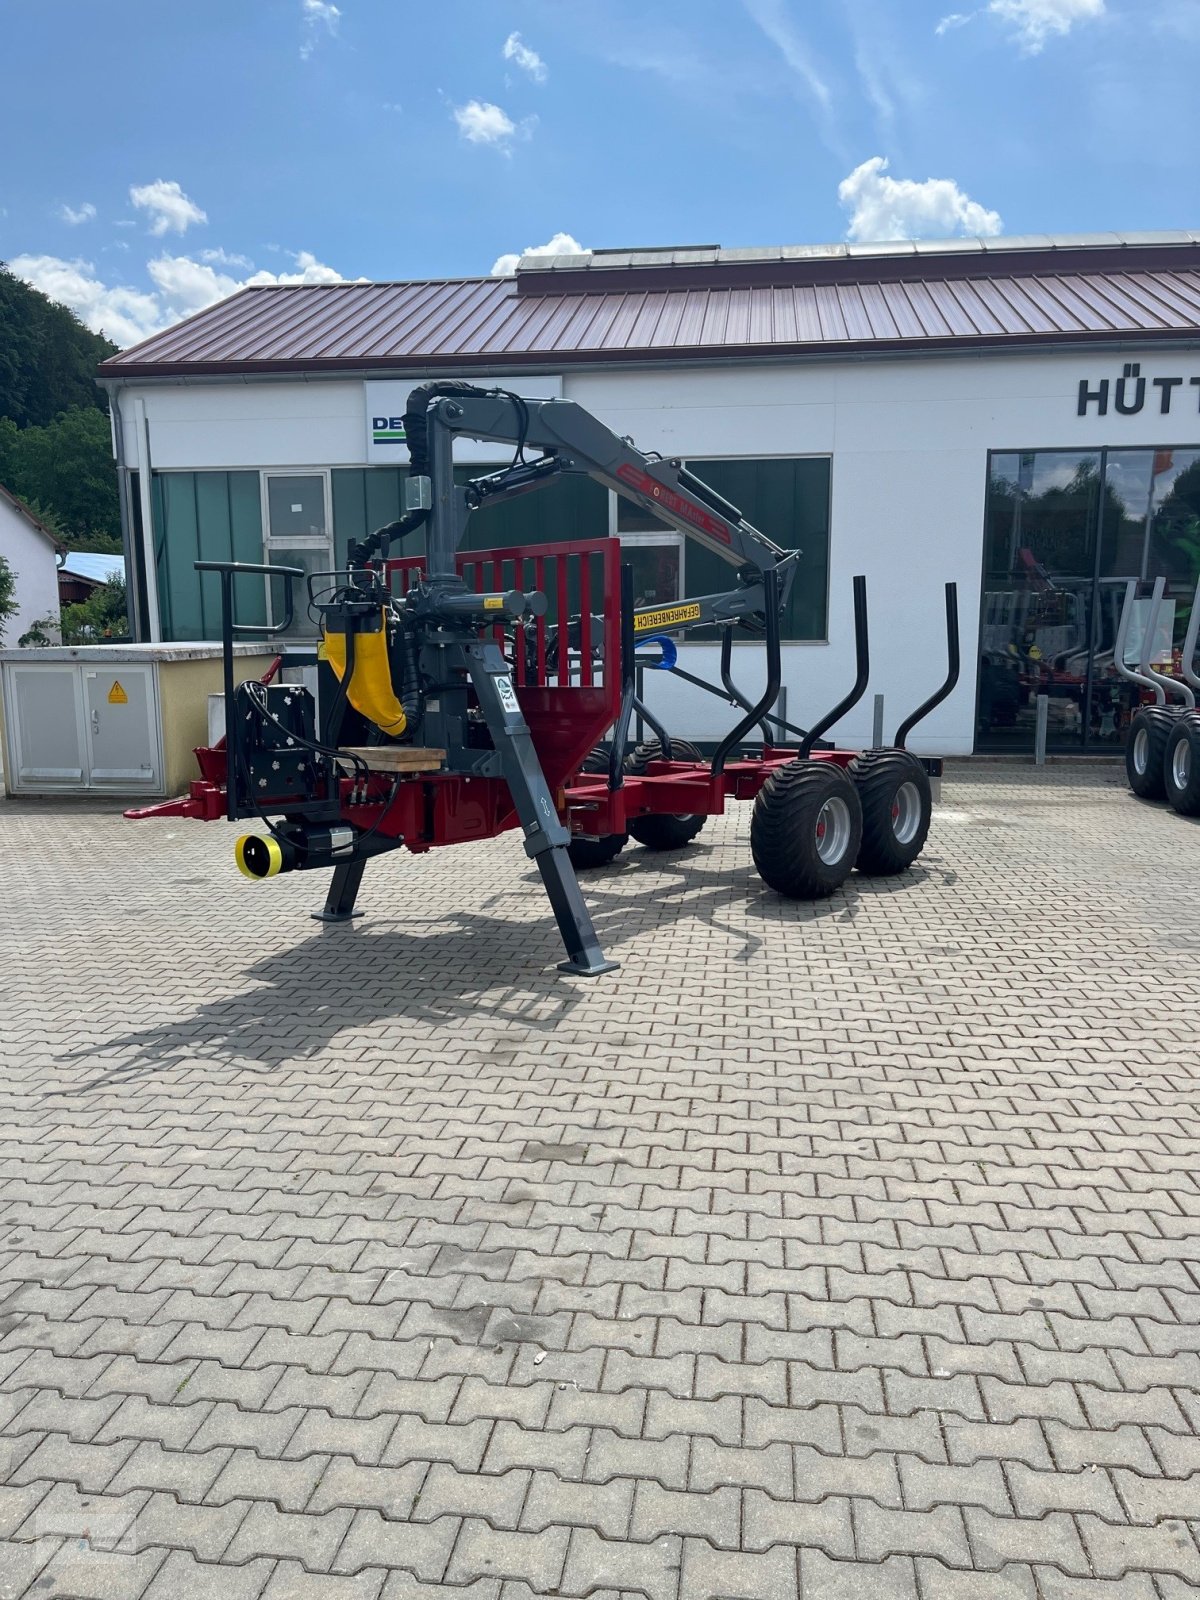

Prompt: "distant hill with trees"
[0,265,122,552]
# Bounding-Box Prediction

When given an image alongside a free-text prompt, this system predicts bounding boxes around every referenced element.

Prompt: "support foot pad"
[556,956,620,977]
[310,909,366,924]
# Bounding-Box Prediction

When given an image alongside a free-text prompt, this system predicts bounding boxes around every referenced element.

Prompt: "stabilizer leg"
[464,642,617,977]
[311,859,367,924]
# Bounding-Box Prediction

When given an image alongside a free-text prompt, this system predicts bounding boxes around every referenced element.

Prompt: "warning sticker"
[633,601,702,633]
[107,680,128,705]
[495,674,520,715]
[483,596,504,611]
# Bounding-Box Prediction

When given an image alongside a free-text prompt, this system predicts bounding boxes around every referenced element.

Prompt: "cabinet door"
[5,664,87,786]
[83,666,159,787]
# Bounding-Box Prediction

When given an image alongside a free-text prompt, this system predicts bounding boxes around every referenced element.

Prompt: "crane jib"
[614,462,733,545]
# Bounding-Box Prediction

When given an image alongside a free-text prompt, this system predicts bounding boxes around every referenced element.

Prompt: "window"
[674,458,830,642]
[263,473,332,637]
[977,447,1200,753]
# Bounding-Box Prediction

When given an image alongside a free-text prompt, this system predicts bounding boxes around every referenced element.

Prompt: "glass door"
[977,452,1099,752]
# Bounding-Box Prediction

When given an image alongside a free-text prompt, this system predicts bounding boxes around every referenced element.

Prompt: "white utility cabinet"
[0,642,276,797]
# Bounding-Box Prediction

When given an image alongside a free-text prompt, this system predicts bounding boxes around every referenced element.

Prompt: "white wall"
[0,500,59,646]
[121,346,1200,755]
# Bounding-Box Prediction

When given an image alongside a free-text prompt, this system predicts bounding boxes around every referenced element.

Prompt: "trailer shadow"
[54,844,932,1095]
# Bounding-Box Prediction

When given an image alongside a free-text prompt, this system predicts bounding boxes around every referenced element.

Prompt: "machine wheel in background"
[624,738,709,850]
[1163,715,1200,816]
[1125,706,1177,801]
[751,760,863,899]
[849,748,932,875]
[567,745,628,870]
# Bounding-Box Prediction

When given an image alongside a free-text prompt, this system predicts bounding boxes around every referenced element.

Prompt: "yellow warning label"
[107,680,128,705]
[482,596,504,611]
[633,601,702,633]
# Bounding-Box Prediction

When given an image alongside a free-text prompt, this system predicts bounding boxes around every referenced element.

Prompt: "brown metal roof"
[98,238,1200,380]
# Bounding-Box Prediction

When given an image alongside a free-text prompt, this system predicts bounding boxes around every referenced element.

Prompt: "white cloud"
[201,246,254,269]
[301,0,340,58]
[59,202,96,226]
[12,248,353,348]
[9,255,168,347]
[129,179,207,237]
[742,0,831,109]
[838,156,1002,242]
[503,31,547,82]
[453,100,520,147]
[491,231,586,277]
[936,0,1105,51]
[246,250,349,286]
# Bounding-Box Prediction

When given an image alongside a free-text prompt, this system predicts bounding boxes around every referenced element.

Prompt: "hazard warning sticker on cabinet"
[107,680,128,705]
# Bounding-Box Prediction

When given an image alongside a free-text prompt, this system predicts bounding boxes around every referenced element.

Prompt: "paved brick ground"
[2,764,1199,1599]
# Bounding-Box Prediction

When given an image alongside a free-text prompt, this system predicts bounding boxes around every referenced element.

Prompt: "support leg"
[464,642,617,977]
[311,858,366,924]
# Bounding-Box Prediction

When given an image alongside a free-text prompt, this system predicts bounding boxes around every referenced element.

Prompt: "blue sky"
[1,0,1197,346]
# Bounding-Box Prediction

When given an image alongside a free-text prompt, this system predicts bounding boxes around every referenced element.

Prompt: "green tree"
[58,576,129,644]
[0,265,116,427]
[2,407,121,549]
[0,554,17,645]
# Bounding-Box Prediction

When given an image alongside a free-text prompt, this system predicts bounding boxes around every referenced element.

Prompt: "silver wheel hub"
[814,796,852,865]
[1132,728,1149,776]
[1173,738,1191,791]
[891,780,922,845]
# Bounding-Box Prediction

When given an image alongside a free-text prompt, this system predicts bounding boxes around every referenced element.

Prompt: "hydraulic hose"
[348,380,495,567]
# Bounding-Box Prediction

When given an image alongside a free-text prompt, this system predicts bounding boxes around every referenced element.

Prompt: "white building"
[99,233,1200,757]
[0,485,61,647]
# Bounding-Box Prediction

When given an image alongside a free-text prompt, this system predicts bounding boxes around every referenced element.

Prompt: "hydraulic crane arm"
[346,380,800,635]
[430,390,788,573]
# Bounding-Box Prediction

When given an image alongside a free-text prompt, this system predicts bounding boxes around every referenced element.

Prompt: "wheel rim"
[814,796,852,865]
[1132,728,1149,775]
[1173,737,1191,790]
[891,781,922,845]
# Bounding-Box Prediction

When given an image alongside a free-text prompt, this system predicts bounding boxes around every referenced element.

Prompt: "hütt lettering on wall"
[1078,364,1200,417]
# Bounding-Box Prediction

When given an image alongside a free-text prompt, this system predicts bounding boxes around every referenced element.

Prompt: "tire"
[624,738,709,851]
[567,744,628,870]
[751,760,863,899]
[849,748,933,875]
[1163,714,1200,816]
[1125,706,1178,801]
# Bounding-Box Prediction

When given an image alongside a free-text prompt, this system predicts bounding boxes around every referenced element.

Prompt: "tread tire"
[1163,713,1200,816]
[1125,706,1177,801]
[624,738,709,850]
[849,748,933,876]
[567,745,628,870]
[751,760,863,899]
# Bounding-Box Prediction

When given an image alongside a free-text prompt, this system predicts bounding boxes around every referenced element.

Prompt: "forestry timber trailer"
[127,382,959,977]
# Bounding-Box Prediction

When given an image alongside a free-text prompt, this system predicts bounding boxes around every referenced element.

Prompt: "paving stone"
[560,1527,681,1600]
[799,1550,918,1599]
[331,1509,459,1581]
[224,1502,354,1570]
[141,1549,275,1599]
[7,771,1200,1600]
[680,1538,798,1600]
[445,1521,570,1591]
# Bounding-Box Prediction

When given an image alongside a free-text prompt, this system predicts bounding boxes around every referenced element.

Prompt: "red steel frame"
[127,536,856,841]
